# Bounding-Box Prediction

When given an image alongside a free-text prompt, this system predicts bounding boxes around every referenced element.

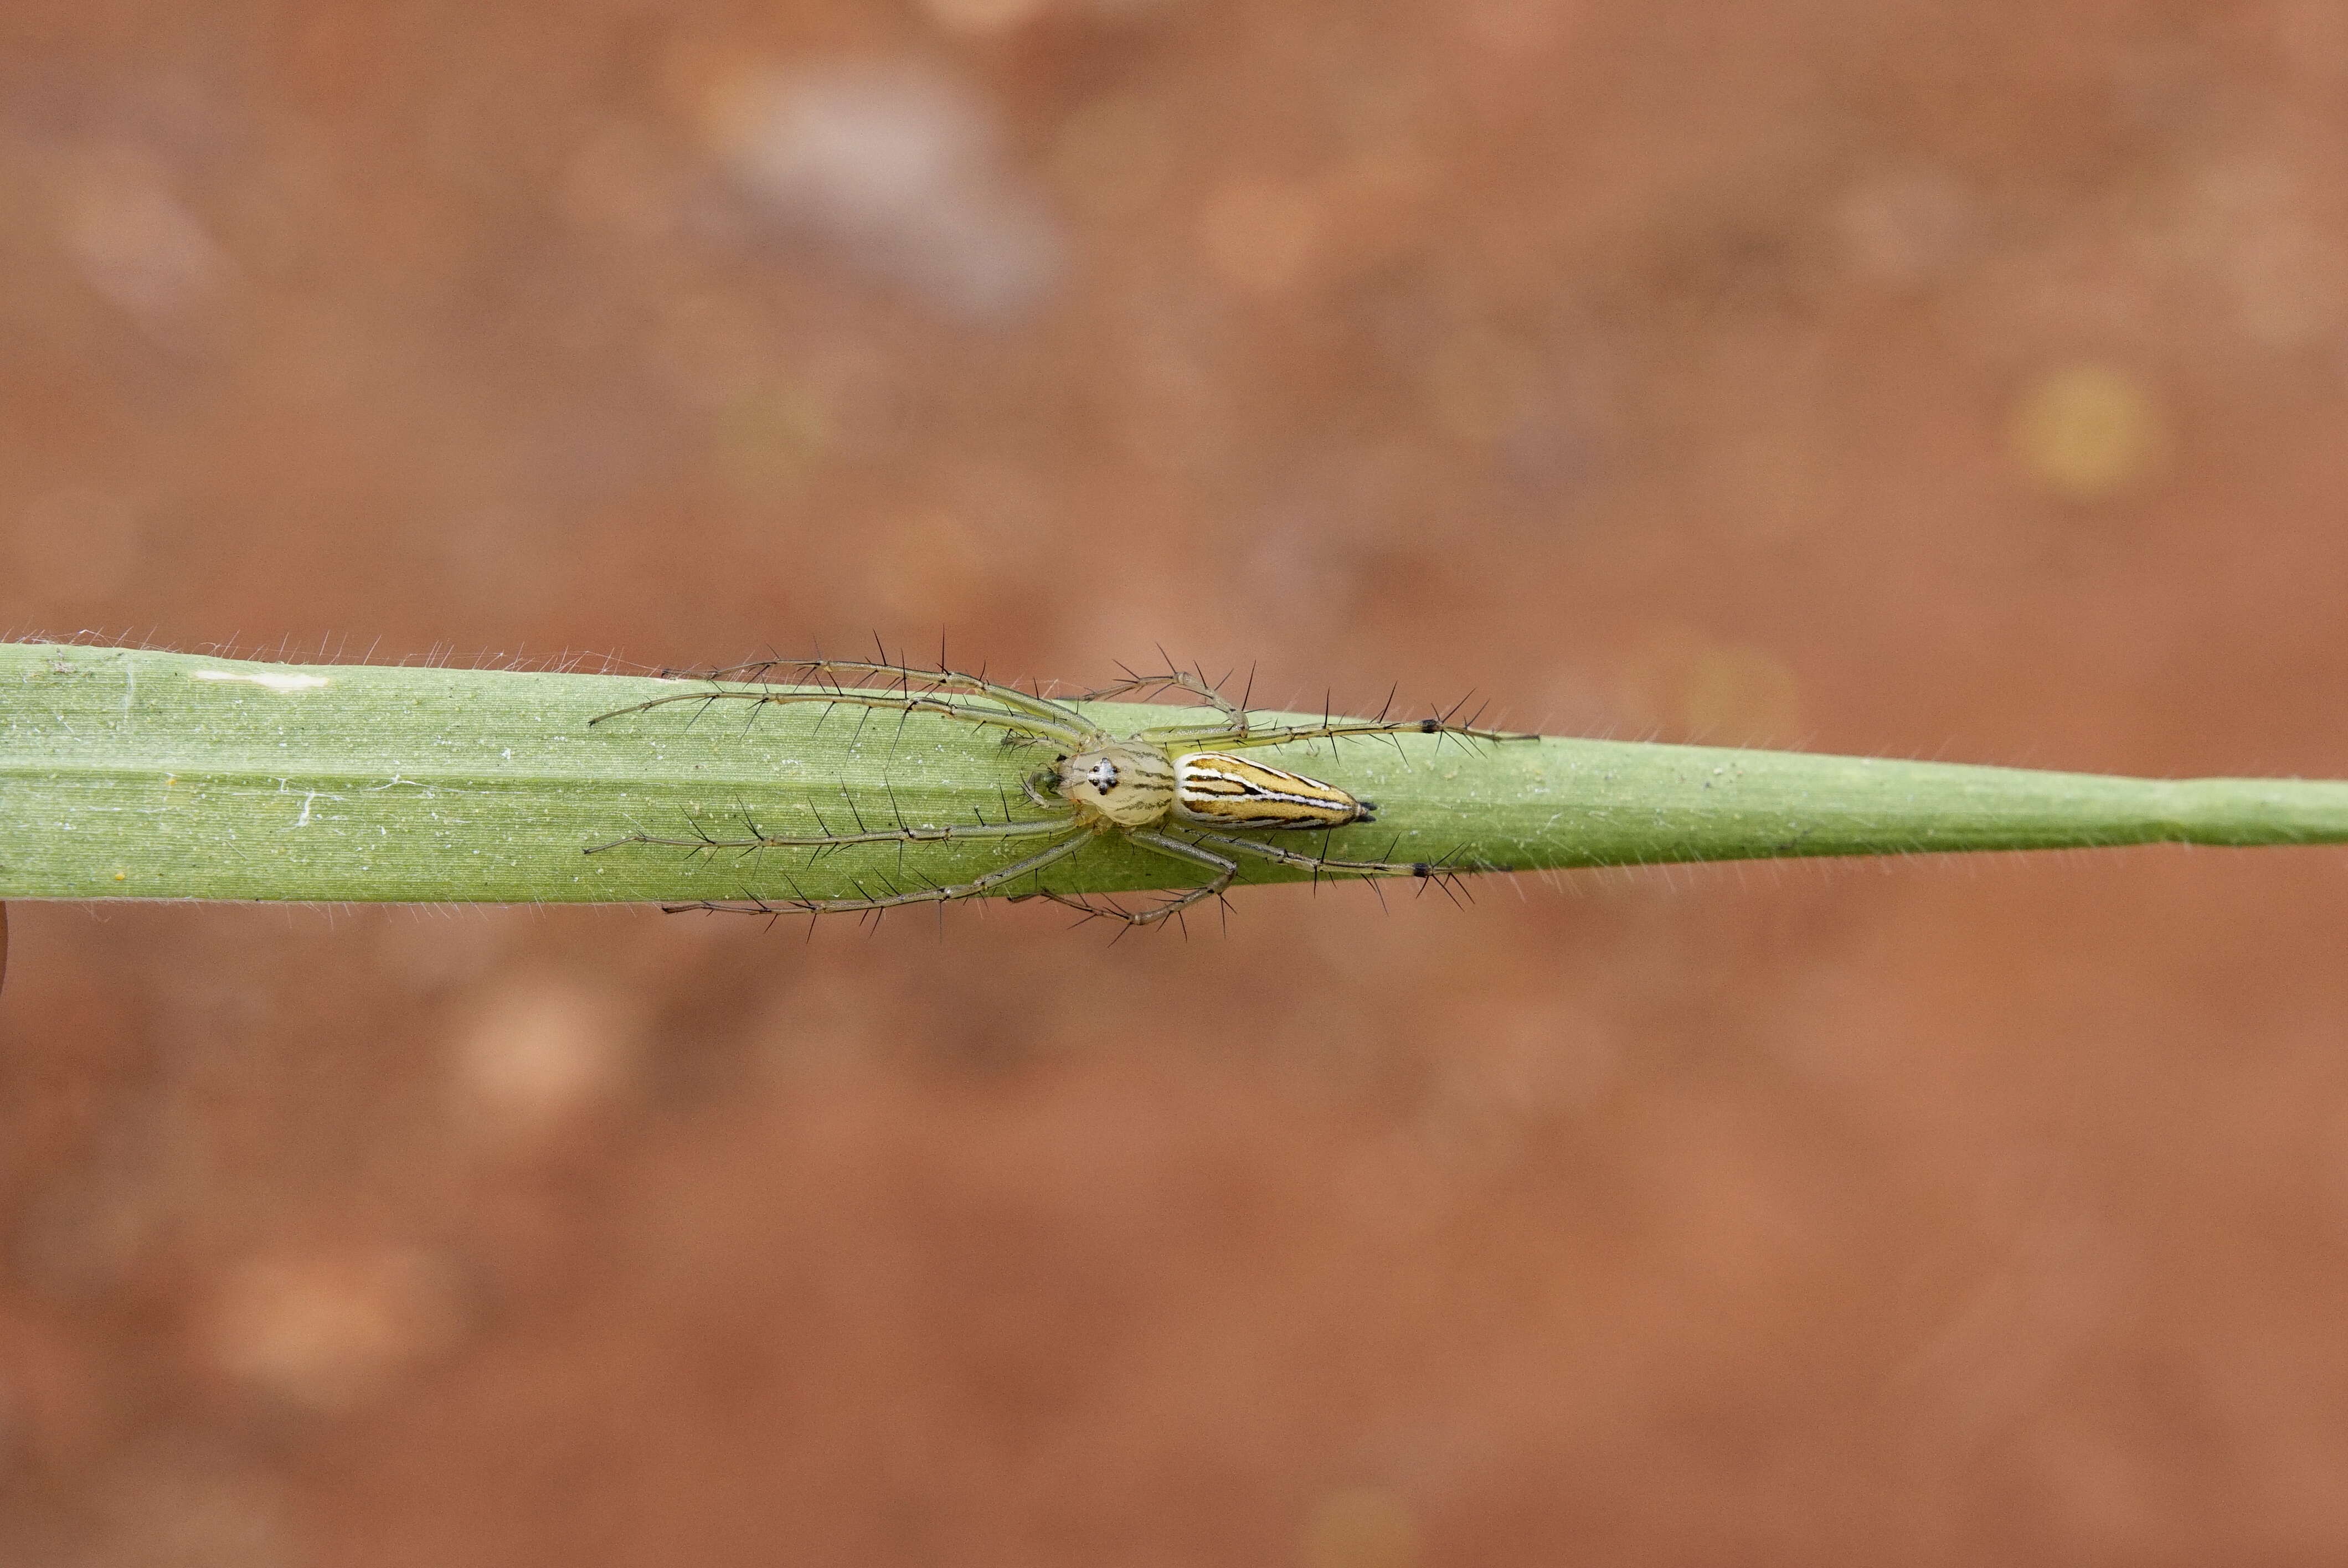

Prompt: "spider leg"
[589,687,1085,747]
[1166,714,1539,751]
[686,658,1088,729]
[1180,829,1471,885]
[1054,829,1238,927]
[1067,667,1248,729]
[585,811,1077,855]
[667,828,1091,916]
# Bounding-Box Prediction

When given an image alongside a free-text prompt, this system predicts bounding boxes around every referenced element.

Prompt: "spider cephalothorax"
[1054,740,1177,826]
[588,658,1527,927]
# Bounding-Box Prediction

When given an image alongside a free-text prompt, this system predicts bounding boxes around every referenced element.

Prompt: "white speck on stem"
[193,669,331,694]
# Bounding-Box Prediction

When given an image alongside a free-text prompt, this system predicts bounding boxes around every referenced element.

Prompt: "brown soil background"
[7,3,2348,1564]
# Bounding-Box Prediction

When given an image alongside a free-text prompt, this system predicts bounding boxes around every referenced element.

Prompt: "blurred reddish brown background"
[8,2,2348,1563]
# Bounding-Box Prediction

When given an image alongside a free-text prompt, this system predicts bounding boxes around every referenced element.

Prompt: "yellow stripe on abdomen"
[1171,752,1374,830]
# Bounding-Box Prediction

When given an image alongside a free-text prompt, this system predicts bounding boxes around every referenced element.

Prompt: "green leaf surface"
[5,641,2347,906]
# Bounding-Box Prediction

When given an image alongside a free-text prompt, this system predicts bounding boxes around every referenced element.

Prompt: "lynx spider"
[584,656,1535,928]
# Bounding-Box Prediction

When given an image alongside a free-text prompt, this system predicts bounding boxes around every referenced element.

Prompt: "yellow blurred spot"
[1198,176,1325,296]
[1302,1486,1419,1568]
[2008,365,2168,503]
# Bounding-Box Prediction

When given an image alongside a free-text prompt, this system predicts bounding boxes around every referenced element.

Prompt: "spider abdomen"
[1172,752,1377,830]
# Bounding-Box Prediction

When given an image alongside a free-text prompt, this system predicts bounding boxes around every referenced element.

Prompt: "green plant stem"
[4,641,2347,906]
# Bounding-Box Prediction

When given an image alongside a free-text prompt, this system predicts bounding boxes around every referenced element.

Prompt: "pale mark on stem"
[192,669,332,693]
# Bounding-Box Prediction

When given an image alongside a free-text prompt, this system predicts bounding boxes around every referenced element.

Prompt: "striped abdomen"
[1172,752,1376,831]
